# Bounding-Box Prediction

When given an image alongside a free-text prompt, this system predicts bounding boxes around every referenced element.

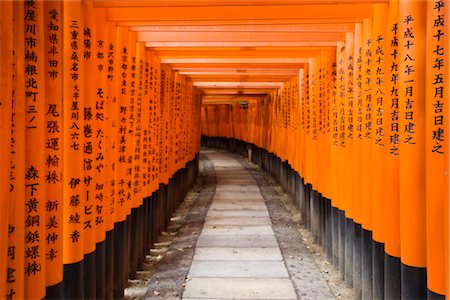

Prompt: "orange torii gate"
[1,1,201,298]
[0,0,449,299]
[198,1,448,299]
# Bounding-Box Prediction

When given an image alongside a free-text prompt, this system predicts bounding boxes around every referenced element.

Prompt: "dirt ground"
[238,154,352,300]
[124,155,216,300]
[124,150,352,300]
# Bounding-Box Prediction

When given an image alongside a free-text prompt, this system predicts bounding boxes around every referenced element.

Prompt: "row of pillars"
[202,136,446,299]
[0,1,202,299]
[200,1,449,296]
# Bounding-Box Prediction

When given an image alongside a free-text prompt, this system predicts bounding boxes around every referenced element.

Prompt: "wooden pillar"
[62,0,85,297]
[361,17,374,300]
[44,1,64,297]
[82,2,98,297]
[104,19,117,300]
[426,0,448,297]
[398,0,427,298]
[5,2,22,299]
[384,1,401,298]
[336,41,346,278]
[24,1,47,298]
[371,4,389,299]
[352,22,364,300]
[344,31,355,287]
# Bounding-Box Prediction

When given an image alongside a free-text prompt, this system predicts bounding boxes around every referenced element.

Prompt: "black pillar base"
[331,206,339,268]
[84,250,96,299]
[384,253,400,300]
[427,289,445,299]
[401,263,427,300]
[362,229,373,300]
[105,229,114,299]
[63,260,84,300]
[344,217,353,287]
[338,210,346,280]
[372,240,384,300]
[113,221,126,299]
[95,240,106,299]
[353,223,362,300]
[325,198,332,262]
[129,208,139,279]
[46,282,64,299]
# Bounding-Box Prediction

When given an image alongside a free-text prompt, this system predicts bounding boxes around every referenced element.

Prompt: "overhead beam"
[184,76,293,82]
[170,63,305,69]
[137,31,346,42]
[202,96,265,101]
[145,41,338,47]
[152,47,326,51]
[193,82,284,89]
[161,58,310,64]
[201,101,242,105]
[201,88,277,94]
[106,4,373,22]
[120,18,363,26]
[154,49,326,58]
[177,69,300,75]
[203,94,268,98]
[130,23,355,32]
[95,0,387,7]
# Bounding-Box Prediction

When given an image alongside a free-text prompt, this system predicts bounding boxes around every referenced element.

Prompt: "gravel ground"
[125,154,216,300]
[124,149,352,300]
[237,152,352,300]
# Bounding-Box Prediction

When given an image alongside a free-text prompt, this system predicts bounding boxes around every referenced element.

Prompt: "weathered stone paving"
[182,151,298,300]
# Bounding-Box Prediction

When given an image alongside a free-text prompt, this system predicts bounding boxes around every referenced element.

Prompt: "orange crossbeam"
[106,4,373,22]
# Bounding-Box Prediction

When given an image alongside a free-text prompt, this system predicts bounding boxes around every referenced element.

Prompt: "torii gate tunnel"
[0,0,449,299]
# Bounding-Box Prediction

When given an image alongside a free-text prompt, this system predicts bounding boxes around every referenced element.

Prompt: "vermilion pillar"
[398,0,427,298]
[44,1,64,298]
[62,1,85,298]
[426,0,448,297]
[384,0,401,298]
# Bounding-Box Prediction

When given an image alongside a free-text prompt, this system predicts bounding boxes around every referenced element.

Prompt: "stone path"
[182,151,298,300]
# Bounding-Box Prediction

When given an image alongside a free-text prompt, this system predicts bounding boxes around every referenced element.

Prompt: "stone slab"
[206,210,270,218]
[210,199,265,205]
[201,225,274,236]
[214,189,261,194]
[212,196,265,202]
[196,235,278,248]
[188,261,289,278]
[216,179,255,183]
[182,278,297,300]
[192,247,283,261]
[213,194,262,199]
[204,216,271,226]
[208,204,267,211]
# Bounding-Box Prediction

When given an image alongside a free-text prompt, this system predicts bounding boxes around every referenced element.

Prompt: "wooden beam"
[202,96,265,100]
[170,63,305,69]
[120,18,363,26]
[152,47,327,51]
[177,68,299,75]
[203,94,268,98]
[137,31,346,42]
[193,82,285,88]
[154,49,325,58]
[106,4,373,22]
[160,58,310,63]
[201,101,240,105]
[184,76,294,82]
[201,88,276,94]
[130,23,355,32]
[95,0,387,7]
[145,41,339,47]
